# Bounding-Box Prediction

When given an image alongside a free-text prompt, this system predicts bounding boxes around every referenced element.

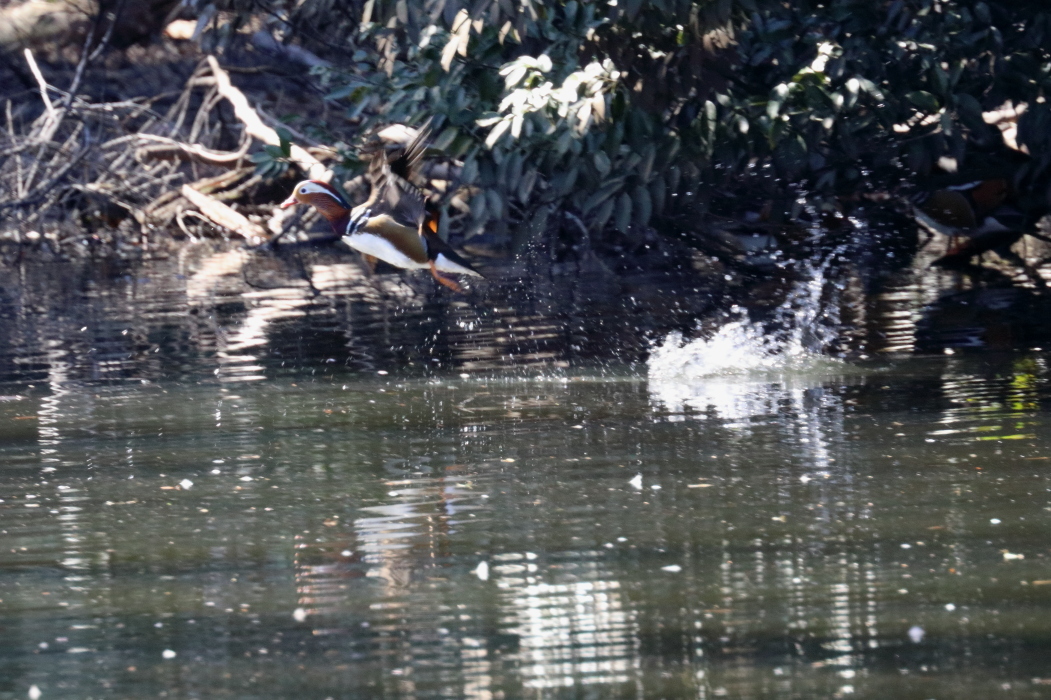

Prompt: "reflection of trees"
[0,250,717,384]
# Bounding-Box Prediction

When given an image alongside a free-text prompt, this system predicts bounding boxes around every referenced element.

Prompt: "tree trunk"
[0,0,181,54]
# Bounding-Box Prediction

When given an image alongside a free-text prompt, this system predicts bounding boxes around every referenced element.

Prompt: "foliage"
[187,0,1051,246]
[249,127,294,179]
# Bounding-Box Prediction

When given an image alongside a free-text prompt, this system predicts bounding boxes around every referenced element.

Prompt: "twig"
[175,209,205,240]
[133,132,252,166]
[6,100,22,196]
[0,140,91,211]
[63,1,106,111]
[23,49,55,122]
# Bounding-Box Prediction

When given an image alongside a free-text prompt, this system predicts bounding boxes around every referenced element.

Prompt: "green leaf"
[276,127,292,157]
[637,143,656,183]
[581,177,625,214]
[486,190,504,220]
[327,80,371,101]
[649,175,666,216]
[433,126,460,151]
[592,150,611,178]
[632,185,652,227]
[518,167,539,203]
[906,91,940,113]
[470,190,488,223]
[613,192,632,233]
[592,197,615,231]
[955,94,985,130]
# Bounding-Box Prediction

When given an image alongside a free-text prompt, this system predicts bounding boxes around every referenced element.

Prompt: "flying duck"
[280,124,482,291]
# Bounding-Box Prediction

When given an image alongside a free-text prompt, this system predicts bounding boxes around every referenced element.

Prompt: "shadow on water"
[0,232,1050,698]
[0,245,724,386]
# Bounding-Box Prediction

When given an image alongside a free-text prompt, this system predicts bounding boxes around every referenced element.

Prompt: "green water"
[2,354,1051,699]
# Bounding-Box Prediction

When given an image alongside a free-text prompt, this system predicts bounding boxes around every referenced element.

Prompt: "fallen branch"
[204,55,331,238]
[205,56,329,181]
[181,184,266,243]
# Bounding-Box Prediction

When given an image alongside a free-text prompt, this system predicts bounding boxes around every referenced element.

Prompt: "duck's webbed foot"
[430,261,463,292]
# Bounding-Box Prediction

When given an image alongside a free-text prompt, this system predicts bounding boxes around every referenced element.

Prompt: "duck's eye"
[299,187,309,194]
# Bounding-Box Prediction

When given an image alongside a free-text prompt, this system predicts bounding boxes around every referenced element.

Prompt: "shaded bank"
[2,1,1050,282]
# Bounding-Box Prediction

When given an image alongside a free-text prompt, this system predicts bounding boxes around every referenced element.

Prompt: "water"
[2,249,1051,698]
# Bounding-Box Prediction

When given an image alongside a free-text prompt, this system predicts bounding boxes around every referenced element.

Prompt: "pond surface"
[1,251,1051,699]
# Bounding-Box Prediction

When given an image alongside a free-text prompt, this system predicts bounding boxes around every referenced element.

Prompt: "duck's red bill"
[280,196,297,208]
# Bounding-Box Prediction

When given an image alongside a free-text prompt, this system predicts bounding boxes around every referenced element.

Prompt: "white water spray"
[648,249,846,418]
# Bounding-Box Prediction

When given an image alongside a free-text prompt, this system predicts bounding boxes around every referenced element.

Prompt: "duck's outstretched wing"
[389,119,432,182]
[364,120,433,229]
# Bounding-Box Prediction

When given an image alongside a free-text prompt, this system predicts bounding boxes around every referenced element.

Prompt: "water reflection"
[0,358,1050,696]
[0,250,720,390]
[4,239,1051,697]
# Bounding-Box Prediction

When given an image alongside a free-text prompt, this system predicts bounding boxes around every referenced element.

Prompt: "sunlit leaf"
[485,119,511,148]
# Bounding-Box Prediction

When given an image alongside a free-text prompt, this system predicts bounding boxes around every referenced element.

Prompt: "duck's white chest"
[343,232,427,270]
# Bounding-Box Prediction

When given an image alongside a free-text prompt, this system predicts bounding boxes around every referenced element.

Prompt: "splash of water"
[651,257,840,383]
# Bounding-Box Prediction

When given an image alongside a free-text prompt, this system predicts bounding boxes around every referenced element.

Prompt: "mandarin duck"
[912,174,1051,268]
[913,178,1014,246]
[908,143,1051,266]
[280,123,482,292]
